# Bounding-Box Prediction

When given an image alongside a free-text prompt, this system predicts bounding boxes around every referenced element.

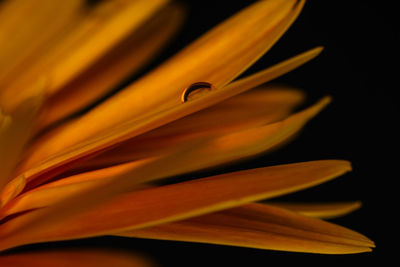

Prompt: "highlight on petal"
[119,203,374,254]
[0,160,352,250]
[0,248,154,267]
[269,201,362,219]
[19,47,323,187]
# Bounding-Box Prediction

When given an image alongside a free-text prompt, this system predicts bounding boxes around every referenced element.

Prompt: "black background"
[10,0,398,266]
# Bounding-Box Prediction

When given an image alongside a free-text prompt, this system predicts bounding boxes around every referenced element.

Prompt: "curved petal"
[75,86,305,170]
[19,47,322,187]
[19,0,308,179]
[119,203,374,254]
[0,160,351,250]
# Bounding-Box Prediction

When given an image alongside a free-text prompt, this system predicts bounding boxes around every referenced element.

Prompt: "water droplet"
[181,82,214,103]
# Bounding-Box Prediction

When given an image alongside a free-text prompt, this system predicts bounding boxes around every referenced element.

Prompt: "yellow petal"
[119,203,374,254]
[36,2,185,130]
[75,86,305,170]
[19,47,322,186]
[0,248,154,267]
[0,160,351,250]
[270,201,362,219]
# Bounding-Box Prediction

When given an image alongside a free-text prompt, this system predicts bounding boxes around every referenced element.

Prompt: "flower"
[0,0,374,255]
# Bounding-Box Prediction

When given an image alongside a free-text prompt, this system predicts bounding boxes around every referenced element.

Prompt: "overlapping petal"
[19,0,308,179]
[120,203,374,254]
[18,47,322,188]
[0,0,373,256]
[0,160,351,250]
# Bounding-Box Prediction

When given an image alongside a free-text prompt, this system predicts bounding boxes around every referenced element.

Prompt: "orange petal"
[0,248,154,267]
[0,160,351,250]
[0,0,84,88]
[19,47,323,187]
[2,95,327,209]
[269,201,362,219]
[0,160,153,217]
[0,140,206,250]
[19,0,309,178]
[76,86,305,170]
[46,0,304,145]
[36,3,185,130]
[46,0,169,95]
[0,0,169,114]
[0,90,43,193]
[119,203,374,254]
[0,0,85,111]
[157,97,331,175]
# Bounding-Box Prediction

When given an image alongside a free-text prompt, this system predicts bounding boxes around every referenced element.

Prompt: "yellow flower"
[0,0,374,255]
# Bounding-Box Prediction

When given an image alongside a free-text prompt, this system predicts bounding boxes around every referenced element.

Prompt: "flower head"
[0,0,374,255]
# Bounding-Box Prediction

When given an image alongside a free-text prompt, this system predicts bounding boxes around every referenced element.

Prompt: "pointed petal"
[156,97,331,175]
[19,1,311,180]
[19,47,323,186]
[0,248,154,267]
[36,3,185,130]
[119,203,374,254]
[76,86,305,170]
[49,0,304,144]
[0,160,352,250]
[1,95,328,209]
[270,201,362,219]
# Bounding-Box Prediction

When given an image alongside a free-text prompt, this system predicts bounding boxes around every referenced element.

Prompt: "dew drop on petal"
[181,82,214,103]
